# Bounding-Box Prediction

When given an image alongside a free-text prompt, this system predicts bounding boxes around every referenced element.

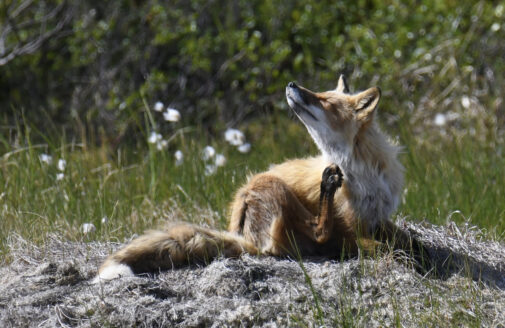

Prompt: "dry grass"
[1,219,504,327]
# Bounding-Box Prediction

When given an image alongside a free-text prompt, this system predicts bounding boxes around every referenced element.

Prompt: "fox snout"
[286,82,319,122]
[286,82,318,107]
[287,81,298,89]
[285,82,299,104]
[286,81,305,108]
[285,82,299,107]
[286,82,305,103]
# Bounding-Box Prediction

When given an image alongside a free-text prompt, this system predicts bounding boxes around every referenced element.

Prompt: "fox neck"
[319,124,404,230]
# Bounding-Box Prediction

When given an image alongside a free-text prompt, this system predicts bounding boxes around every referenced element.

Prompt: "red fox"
[95,75,428,282]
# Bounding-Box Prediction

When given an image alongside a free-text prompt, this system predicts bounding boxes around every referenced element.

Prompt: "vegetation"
[1,1,505,326]
[2,1,505,138]
[1,112,504,257]
[1,0,505,252]
[0,0,504,244]
[2,229,504,327]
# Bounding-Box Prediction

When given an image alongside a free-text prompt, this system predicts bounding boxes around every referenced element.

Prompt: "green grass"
[1,112,504,327]
[0,114,309,257]
[1,112,504,259]
[399,123,505,237]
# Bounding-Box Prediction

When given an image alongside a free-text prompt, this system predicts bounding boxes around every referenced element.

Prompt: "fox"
[94,75,428,282]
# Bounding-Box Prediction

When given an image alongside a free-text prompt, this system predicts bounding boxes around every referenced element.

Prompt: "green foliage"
[1,1,505,143]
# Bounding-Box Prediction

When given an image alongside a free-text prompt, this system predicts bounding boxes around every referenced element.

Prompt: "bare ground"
[1,220,505,327]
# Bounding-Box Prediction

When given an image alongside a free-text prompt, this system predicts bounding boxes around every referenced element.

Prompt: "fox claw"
[321,164,343,194]
[322,164,338,181]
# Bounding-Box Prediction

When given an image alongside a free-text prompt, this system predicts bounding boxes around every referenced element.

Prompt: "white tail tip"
[92,262,134,284]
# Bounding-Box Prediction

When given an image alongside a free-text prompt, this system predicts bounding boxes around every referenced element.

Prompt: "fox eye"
[320,99,341,113]
[320,99,332,110]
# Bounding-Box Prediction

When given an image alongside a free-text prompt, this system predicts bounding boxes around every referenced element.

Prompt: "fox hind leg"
[230,166,349,257]
[231,174,324,256]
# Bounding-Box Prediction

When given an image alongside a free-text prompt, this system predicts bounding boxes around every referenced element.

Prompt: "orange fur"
[95,76,427,281]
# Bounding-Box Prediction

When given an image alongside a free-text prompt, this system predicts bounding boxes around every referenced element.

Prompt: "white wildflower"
[154,101,164,112]
[57,159,66,171]
[56,173,65,181]
[491,23,500,32]
[446,112,461,121]
[81,223,96,234]
[101,216,108,224]
[461,96,471,109]
[237,143,251,153]
[215,154,227,167]
[148,131,162,144]
[434,113,447,126]
[496,4,504,17]
[394,49,402,58]
[202,145,216,160]
[463,65,474,73]
[174,150,184,166]
[224,128,245,146]
[204,164,217,176]
[39,153,53,165]
[163,108,181,122]
[157,139,169,151]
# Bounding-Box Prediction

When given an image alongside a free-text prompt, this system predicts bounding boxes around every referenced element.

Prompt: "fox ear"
[352,87,381,122]
[335,74,349,93]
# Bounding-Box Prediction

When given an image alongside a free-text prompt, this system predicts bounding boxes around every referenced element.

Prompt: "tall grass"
[1,111,504,259]
[399,123,505,237]
[0,114,309,258]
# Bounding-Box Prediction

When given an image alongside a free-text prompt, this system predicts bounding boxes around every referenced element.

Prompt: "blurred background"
[2,0,504,143]
[1,0,505,250]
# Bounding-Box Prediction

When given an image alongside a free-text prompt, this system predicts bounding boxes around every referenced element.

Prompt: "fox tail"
[93,222,258,282]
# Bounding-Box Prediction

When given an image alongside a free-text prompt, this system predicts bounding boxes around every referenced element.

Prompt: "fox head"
[286,75,381,161]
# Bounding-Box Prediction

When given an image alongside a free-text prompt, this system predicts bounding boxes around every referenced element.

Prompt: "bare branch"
[0,0,71,66]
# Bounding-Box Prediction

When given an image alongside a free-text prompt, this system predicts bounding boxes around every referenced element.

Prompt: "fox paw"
[321,164,343,194]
